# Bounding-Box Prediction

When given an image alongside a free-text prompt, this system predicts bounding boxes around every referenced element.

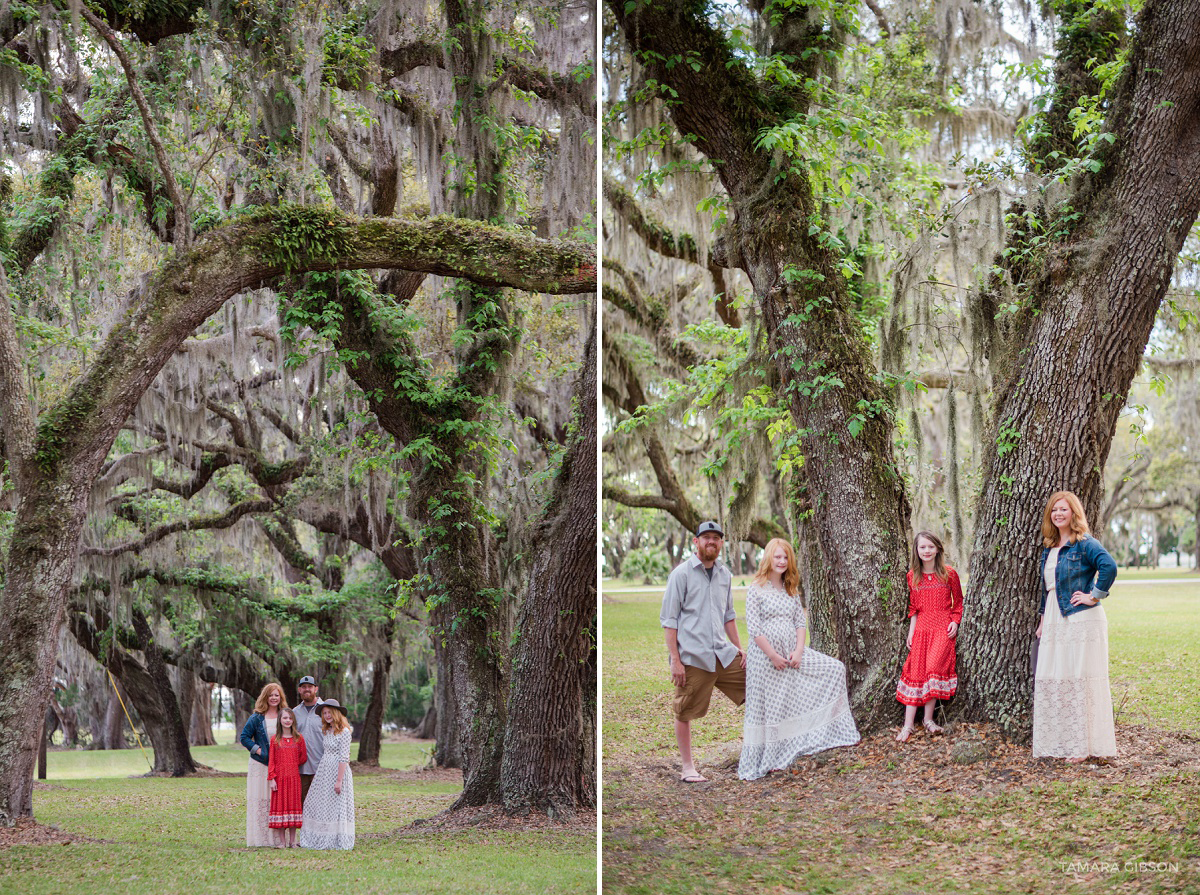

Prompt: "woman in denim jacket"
[1032,491,1118,762]
[240,682,286,846]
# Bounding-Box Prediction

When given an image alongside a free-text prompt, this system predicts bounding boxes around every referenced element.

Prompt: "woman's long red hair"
[752,538,800,596]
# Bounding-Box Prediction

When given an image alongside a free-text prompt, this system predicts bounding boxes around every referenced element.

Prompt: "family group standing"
[239,676,356,849]
[661,490,1118,780]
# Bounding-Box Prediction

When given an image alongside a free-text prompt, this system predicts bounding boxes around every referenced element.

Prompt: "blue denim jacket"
[1039,535,1117,618]
[239,712,270,766]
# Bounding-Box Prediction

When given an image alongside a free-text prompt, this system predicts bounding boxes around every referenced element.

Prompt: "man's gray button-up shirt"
[660,556,739,672]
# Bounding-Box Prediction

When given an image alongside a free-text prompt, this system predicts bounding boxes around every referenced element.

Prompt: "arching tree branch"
[82,498,276,557]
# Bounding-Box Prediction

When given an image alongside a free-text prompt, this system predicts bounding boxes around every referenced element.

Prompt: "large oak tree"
[607,0,1200,732]
[0,0,596,822]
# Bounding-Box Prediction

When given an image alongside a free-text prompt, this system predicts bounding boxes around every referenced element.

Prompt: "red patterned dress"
[267,734,307,828]
[896,567,964,706]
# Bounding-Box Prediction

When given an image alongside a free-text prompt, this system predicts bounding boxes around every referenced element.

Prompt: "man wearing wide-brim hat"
[293,675,324,803]
[660,520,747,783]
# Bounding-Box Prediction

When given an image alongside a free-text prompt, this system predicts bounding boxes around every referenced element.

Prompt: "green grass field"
[3,741,595,894]
[602,570,1200,894]
[39,738,431,779]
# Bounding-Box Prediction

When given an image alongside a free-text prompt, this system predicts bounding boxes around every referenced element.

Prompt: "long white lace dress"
[298,729,355,849]
[738,582,860,780]
[1033,548,1117,758]
[246,716,276,847]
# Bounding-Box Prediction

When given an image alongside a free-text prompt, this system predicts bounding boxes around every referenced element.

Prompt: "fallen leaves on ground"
[604,722,1200,894]
[0,816,106,849]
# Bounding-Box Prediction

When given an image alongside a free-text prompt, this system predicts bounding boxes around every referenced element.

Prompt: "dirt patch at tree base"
[0,817,107,849]
[391,803,596,834]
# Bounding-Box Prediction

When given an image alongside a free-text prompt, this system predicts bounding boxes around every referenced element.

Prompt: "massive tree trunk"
[611,0,912,728]
[1192,493,1200,571]
[355,619,394,767]
[413,704,436,741]
[430,641,461,767]
[286,268,511,800]
[49,689,79,747]
[189,681,217,747]
[501,325,597,816]
[130,610,197,775]
[0,479,96,821]
[958,0,1200,732]
[38,709,52,780]
[96,690,128,750]
[0,215,593,822]
[66,605,196,775]
[418,462,510,804]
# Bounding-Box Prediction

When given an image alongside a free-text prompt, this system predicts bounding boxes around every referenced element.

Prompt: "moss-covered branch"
[225,210,595,293]
[378,39,445,76]
[81,498,275,558]
[602,274,705,372]
[0,265,36,492]
[494,59,596,118]
[604,175,702,266]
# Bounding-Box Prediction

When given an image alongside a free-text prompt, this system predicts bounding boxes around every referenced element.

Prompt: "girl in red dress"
[895,531,964,742]
[268,707,308,847]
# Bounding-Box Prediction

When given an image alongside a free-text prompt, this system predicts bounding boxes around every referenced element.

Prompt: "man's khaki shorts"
[672,658,746,722]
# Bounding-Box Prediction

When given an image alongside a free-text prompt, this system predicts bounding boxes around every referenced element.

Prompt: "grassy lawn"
[4,741,595,894]
[602,574,1200,894]
[41,739,431,778]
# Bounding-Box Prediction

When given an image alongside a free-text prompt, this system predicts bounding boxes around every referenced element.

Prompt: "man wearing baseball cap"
[660,520,746,782]
[293,675,325,803]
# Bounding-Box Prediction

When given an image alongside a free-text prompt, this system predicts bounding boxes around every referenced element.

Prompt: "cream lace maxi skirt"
[1032,599,1117,759]
[246,717,276,846]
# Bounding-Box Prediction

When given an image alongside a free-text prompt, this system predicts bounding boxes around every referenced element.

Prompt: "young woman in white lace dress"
[298,699,355,849]
[738,539,860,780]
[1033,491,1118,761]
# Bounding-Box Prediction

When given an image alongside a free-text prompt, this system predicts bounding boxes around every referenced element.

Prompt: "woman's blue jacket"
[239,712,270,766]
[1040,535,1117,618]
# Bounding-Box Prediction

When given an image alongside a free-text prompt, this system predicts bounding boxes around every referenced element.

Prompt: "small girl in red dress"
[268,707,307,847]
[896,531,964,742]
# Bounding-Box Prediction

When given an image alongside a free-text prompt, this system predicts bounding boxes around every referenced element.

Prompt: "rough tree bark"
[94,691,128,751]
[958,0,1200,732]
[130,610,197,775]
[500,324,598,816]
[430,642,461,768]
[0,214,593,822]
[612,0,912,728]
[355,618,395,767]
[189,682,217,747]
